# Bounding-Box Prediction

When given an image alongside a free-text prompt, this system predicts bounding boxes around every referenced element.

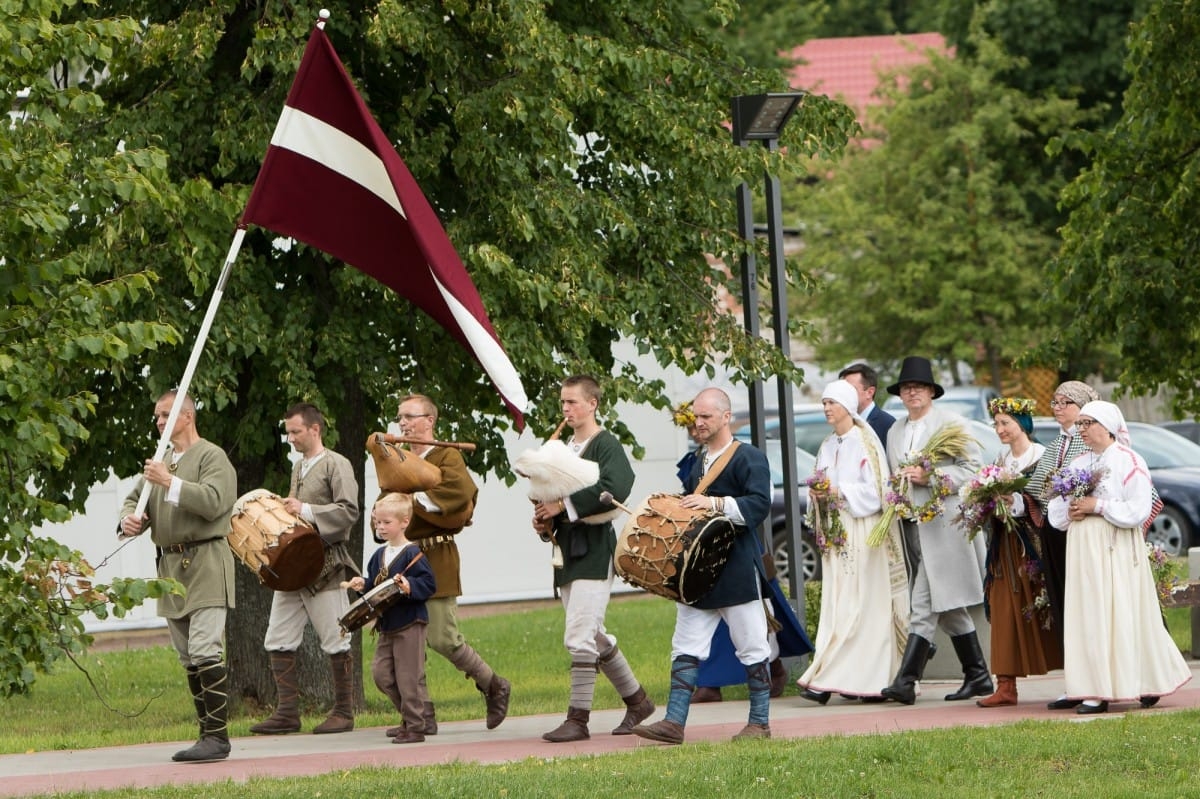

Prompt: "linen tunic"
[799,424,909,695]
[408,446,478,599]
[120,438,237,619]
[291,450,360,592]
[552,430,634,587]
[1048,445,1191,701]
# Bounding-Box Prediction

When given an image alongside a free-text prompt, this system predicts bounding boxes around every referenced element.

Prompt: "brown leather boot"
[612,687,655,735]
[250,651,301,735]
[769,658,788,698]
[542,706,590,742]
[482,675,511,730]
[313,652,355,733]
[976,675,1018,707]
[691,686,723,703]
[423,701,439,735]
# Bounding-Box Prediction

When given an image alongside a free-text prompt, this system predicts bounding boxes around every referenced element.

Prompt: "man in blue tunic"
[633,387,775,743]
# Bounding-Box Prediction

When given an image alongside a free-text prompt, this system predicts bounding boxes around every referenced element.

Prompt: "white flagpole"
[129,227,248,522]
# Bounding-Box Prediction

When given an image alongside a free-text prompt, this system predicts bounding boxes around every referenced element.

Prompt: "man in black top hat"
[880,357,991,706]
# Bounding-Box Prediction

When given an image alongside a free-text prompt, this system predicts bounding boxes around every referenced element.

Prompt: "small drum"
[227,490,325,592]
[614,492,738,605]
[339,580,406,634]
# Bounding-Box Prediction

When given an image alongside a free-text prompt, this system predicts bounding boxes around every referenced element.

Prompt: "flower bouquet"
[1041,464,1107,501]
[1147,542,1183,604]
[866,423,976,546]
[805,468,847,552]
[953,463,1029,542]
[1019,557,1053,630]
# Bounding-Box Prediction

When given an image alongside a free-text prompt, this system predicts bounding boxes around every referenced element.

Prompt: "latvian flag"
[241,22,527,430]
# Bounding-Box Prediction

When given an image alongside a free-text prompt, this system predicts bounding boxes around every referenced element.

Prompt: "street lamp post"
[732,92,807,620]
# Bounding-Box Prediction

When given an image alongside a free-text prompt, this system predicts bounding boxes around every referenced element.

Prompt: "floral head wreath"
[988,397,1037,417]
[672,400,696,428]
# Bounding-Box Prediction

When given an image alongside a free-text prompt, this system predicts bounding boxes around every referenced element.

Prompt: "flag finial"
[317,9,330,29]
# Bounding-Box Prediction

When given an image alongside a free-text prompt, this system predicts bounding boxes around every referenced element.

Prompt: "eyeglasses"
[394,413,431,422]
[1076,419,1098,430]
[1049,399,1075,409]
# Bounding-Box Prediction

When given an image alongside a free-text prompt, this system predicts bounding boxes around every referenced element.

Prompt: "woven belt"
[162,538,222,554]
[417,535,455,550]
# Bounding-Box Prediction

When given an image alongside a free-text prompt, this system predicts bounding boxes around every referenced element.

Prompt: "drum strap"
[374,548,426,587]
[694,440,741,496]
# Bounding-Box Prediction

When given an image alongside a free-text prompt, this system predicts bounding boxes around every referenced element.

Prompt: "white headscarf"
[821,379,859,418]
[1078,400,1131,447]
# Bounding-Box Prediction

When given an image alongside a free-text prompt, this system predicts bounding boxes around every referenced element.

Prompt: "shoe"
[391,729,425,744]
[800,688,831,705]
[386,722,434,737]
[612,688,655,736]
[171,736,231,763]
[1047,697,1082,710]
[1139,695,1160,708]
[691,686,723,703]
[1075,701,1109,715]
[769,658,788,698]
[859,696,887,704]
[483,675,511,730]
[732,723,771,740]
[632,719,685,745]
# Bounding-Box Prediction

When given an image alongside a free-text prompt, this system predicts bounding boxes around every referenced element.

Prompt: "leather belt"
[162,538,222,554]
[417,535,455,550]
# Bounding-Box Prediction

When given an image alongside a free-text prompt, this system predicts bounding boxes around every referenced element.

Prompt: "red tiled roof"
[788,33,947,116]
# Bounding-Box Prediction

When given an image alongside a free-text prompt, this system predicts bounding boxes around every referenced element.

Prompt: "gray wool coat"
[887,406,986,613]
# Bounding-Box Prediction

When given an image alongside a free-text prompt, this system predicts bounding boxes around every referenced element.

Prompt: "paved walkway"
[3,667,1198,797]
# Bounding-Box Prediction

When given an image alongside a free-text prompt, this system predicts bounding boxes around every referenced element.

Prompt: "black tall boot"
[173,660,231,762]
[881,634,932,705]
[944,631,994,700]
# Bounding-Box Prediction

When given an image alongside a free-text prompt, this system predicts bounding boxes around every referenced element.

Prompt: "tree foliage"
[3,0,857,697]
[1047,0,1200,412]
[0,0,186,697]
[788,19,1087,387]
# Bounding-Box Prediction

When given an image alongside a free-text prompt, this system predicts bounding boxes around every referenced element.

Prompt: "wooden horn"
[380,434,477,452]
[547,418,569,442]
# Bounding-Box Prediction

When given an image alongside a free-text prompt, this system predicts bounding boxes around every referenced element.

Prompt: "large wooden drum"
[227,490,325,592]
[614,492,738,605]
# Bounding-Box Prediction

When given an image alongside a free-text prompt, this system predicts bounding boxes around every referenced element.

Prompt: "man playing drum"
[633,387,775,744]
[250,403,361,735]
[393,394,511,732]
[532,375,655,743]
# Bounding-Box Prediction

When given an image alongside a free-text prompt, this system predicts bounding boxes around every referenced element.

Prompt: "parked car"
[883,385,1000,423]
[730,428,822,583]
[1159,420,1200,446]
[1032,418,1200,555]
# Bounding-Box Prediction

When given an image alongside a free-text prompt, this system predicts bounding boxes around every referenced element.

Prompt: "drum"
[339,579,406,634]
[614,492,738,605]
[227,490,325,592]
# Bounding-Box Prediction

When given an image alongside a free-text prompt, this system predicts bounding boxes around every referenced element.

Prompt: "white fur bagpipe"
[512,421,622,525]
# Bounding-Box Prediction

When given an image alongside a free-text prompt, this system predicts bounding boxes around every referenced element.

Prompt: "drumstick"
[599,491,633,514]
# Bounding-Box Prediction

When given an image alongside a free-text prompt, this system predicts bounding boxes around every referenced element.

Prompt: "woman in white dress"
[797,380,909,703]
[1047,401,1191,714]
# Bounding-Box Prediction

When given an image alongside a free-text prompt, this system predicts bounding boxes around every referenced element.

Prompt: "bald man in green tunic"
[120,390,237,763]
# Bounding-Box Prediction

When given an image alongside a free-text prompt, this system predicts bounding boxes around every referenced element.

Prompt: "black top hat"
[887,356,945,399]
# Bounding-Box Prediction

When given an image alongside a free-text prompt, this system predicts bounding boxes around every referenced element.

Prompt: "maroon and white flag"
[242,24,527,429]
